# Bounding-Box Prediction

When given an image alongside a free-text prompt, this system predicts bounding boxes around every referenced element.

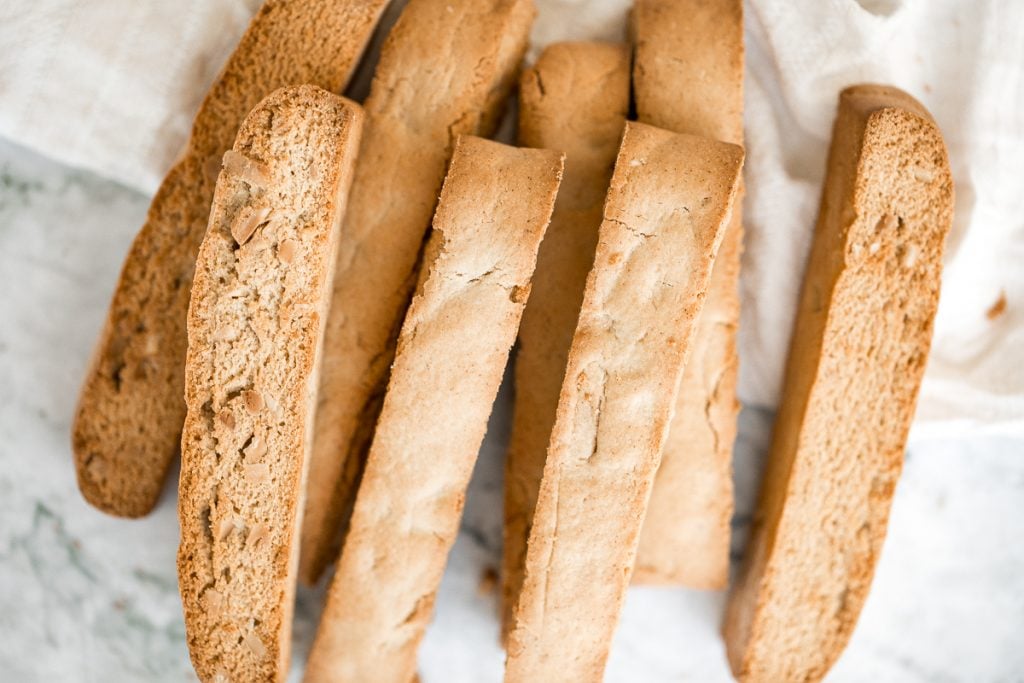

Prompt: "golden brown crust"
[304,136,562,683]
[723,84,954,683]
[500,40,630,638]
[631,0,744,588]
[504,122,744,682]
[299,0,538,585]
[176,86,363,683]
[72,0,389,518]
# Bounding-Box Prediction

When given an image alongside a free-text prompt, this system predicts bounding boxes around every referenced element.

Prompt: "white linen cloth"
[1,0,1021,437]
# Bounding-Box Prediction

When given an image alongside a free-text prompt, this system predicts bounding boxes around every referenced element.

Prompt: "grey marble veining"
[0,137,1022,682]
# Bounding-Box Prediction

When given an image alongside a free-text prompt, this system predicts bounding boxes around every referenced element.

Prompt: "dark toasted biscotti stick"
[304,136,562,683]
[177,86,363,683]
[723,84,953,683]
[500,41,629,637]
[299,0,538,585]
[505,122,743,683]
[631,0,745,588]
[72,0,390,518]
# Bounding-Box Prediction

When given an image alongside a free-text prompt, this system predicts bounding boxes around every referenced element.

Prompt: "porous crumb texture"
[177,85,363,683]
[723,84,954,683]
[500,41,629,637]
[304,136,562,683]
[71,0,389,518]
[631,0,744,588]
[505,122,743,683]
[300,0,538,585]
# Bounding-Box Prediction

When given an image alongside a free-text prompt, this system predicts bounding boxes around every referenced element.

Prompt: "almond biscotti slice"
[500,41,629,636]
[177,86,363,683]
[723,85,953,683]
[504,122,743,683]
[304,136,562,683]
[631,0,745,588]
[300,0,537,584]
[72,0,389,518]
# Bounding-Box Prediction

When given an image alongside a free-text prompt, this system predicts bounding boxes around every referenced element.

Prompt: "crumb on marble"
[477,566,499,597]
[986,291,1007,320]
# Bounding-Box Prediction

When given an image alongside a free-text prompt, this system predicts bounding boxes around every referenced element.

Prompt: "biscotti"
[500,41,629,636]
[72,0,389,518]
[631,0,744,588]
[505,122,743,682]
[723,85,953,683]
[176,86,363,683]
[300,0,537,584]
[304,136,562,683]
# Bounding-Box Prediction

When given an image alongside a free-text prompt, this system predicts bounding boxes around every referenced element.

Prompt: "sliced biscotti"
[300,0,537,584]
[500,41,629,636]
[723,85,953,683]
[304,136,562,683]
[631,0,745,588]
[72,0,389,518]
[505,122,743,682]
[176,86,363,683]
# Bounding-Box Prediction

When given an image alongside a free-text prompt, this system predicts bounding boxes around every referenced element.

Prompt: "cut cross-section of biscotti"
[300,0,537,585]
[504,122,743,683]
[72,0,389,518]
[500,41,629,637]
[304,136,562,683]
[176,86,363,683]
[631,0,745,588]
[723,85,954,683]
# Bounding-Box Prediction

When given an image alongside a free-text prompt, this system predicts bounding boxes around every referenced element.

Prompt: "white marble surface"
[1,135,1022,682]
